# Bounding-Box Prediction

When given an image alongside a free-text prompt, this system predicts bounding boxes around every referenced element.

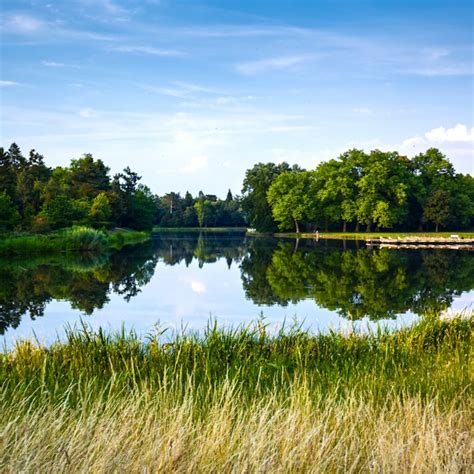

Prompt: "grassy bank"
[1,315,472,471]
[0,227,150,256]
[271,231,474,240]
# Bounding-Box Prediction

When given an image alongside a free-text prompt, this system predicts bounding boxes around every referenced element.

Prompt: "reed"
[1,315,472,472]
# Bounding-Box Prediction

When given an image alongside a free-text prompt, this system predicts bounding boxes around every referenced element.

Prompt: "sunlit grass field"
[1,315,472,472]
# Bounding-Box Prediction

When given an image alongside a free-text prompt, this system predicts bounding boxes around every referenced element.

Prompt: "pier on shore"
[366,236,474,250]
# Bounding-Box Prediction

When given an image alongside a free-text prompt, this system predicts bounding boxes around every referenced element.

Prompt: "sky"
[1,0,473,196]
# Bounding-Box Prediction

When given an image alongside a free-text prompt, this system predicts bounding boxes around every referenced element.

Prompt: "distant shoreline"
[152,227,248,233]
[252,231,474,240]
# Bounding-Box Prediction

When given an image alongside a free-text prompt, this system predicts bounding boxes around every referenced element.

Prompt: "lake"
[1,231,473,347]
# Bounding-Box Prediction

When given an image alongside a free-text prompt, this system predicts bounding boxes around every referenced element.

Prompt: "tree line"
[1,143,472,233]
[242,148,474,232]
[0,144,157,232]
[155,190,246,228]
[0,143,246,232]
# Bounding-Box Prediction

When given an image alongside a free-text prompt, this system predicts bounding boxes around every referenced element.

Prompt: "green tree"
[449,173,474,228]
[69,154,110,198]
[0,191,20,230]
[267,171,314,233]
[411,148,455,230]
[89,192,112,226]
[41,195,78,229]
[0,146,18,200]
[242,162,298,232]
[127,186,157,231]
[194,198,212,228]
[356,150,409,231]
[423,189,451,232]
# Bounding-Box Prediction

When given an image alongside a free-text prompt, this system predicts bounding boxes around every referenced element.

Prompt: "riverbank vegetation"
[1,315,472,471]
[242,148,474,233]
[0,227,149,256]
[0,144,156,233]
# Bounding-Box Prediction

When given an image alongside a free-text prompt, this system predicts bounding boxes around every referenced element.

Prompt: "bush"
[61,226,108,252]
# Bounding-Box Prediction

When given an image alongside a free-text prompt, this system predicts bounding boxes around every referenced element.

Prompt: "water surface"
[1,232,473,347]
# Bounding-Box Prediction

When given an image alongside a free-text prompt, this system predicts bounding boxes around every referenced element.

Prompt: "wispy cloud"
[0,80,21,87]
[42,60,79,68]
[4,14,44,33]
[111,45,182,57]
[77,0,129,16]
[236,55,313,75]
[174,81,222,95]
[79,108,97,118]
[138,81,223,98]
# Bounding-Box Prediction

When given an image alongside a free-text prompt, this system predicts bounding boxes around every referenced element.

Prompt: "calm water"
[1,232,473,347]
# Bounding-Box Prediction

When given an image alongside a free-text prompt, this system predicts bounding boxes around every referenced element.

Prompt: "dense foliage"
[242,148,474,232]
[155,189,247,228]
[0,144,157,232]
[2,144,472,233]
[0,143,247,232]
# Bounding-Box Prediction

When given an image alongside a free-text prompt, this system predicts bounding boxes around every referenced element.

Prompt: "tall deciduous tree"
[355,150,409,231]
[242,162,297,232]
[267,171,314,233]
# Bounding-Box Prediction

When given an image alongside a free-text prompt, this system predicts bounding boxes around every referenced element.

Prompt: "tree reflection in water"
[0,242,158,334]
[1,233,473,334]
[242,238,473,320]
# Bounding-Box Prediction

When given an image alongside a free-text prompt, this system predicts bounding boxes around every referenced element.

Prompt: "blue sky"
[1,0,473,195]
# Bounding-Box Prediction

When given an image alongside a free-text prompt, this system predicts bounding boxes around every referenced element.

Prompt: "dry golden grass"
[1,316,472,472]
[1,383,472,473]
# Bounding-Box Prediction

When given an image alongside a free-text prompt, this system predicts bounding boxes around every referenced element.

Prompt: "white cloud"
[236,55,313,75]
[42,61,66,67]
[6,14,44,33]
[401,136,425,149]
[401,123,474,149]
[400,124,474,174]
[0,80,21,87]
[190,280,206,294]
[425,124,474,143]
[42,60,79,68]
[79,108,96,118]
[180,155,208,173]
[112,45,182,57]
[139,81,224,100]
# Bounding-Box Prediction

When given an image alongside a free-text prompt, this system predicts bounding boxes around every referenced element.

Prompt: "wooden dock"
[366,237,474,250]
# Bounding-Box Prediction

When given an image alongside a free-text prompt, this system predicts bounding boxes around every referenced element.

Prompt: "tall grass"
[1,315,472,471]
[0,227,149,255]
